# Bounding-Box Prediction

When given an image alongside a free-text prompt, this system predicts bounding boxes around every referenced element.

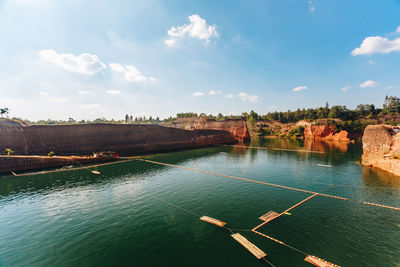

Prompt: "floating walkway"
[253,194,318,231]
[137,158,400,212]
[231,233,267,259]
[259,211,279,222]
[305,255,339,267]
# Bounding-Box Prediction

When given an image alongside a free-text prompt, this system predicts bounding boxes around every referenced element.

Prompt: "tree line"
[2,95,399,126]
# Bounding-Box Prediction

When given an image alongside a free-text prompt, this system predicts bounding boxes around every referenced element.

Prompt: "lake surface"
[1,139,400,267]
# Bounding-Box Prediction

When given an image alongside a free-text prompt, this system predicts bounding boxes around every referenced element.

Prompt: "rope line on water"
[262,257,277,267]
[136,158,400,212]
[218,144,325,154]
[253,193,318,231]
[10,159,135,177]
[136,158,348,200]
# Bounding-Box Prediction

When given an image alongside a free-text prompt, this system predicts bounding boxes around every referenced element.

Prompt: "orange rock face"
[303,125,350,142]
[168,117,250,142]
[362,125,400,177]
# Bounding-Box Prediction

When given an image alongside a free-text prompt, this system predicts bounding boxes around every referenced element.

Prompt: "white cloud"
[192,91,204,97]
[39,49,106,74]
[80,103,100,109]
[77,90,91,95]
[360,80,379,88]
[164,39,176,47]
[292,85,308,92]
[49,97,69,102]
[368,60,374,64]
[165,14,218,46]
[351,36,400,55]
[39,91,49,96]
[386,86,394,90]
[109,63,150,82]
[397,26,400,33]
[341,85,351,92]
[209,90,221,95]
[308,0,315,12]
[238,92,258,102]
[225,94,234,98]
[106,89,121,95]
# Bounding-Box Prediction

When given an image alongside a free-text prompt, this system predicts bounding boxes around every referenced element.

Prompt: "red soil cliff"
[303,125,351,142]
[166,117,250,142]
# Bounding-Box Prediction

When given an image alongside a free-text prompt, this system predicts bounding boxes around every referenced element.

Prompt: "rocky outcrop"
[362,125,400,177]
[0,120,236,157]
[303,125,351,142]
[166,117,250,142]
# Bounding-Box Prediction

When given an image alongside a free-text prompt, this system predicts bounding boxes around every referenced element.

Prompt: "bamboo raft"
[317,164,332,168]
[305,255,339,267]
[231,233,267,259]
[200,216,226,227]
[259,211,279,222]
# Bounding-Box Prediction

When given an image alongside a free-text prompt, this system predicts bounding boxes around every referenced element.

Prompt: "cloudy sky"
[0,0,399,120]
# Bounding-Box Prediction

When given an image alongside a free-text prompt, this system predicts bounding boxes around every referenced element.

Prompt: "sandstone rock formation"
[166,117,250,142]
[303,125,351,142]
[0,120,236,156]
[362,125,400,177]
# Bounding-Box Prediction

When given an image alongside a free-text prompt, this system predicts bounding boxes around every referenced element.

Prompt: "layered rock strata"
[0,120,236,156]
[166,117,250,142]
[362,125,400,177]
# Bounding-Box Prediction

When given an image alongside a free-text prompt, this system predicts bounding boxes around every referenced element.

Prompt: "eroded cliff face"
[0,121,236,156]
[166,117,250,142]
[303,125,351,142]
[362,125,400,177]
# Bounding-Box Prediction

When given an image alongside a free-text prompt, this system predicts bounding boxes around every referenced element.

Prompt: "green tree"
[383,95,400,114]
[0,107,9,117]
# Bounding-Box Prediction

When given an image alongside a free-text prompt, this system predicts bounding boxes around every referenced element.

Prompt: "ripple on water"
[0,140,399,266]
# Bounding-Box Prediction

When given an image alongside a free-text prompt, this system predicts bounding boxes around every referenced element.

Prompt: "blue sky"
[0,0,399,120]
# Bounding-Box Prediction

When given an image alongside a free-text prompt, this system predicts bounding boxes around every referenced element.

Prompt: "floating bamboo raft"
[317,164,332,168]
[200,216,226,227]
[231,233,267,259]
[259,211,279,222]
[305,255,339,267]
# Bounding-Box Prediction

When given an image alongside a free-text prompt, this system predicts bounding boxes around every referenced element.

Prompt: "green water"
[1,139,400,267]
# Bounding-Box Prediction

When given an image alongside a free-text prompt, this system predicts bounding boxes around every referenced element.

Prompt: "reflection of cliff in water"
[362,166,400,189]
[246,137,363,166]
[304,139,349,153]
[0,147,222,199]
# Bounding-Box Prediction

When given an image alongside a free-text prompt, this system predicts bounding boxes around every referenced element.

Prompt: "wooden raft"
[200,216,226,227]
[231,233,267,259]
[305,255,339,267]
[259,211,279,222]
[317,164,332,168]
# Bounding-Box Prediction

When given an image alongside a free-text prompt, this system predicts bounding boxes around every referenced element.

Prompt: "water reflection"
[362,166,400,189]
[0,148,222,199]
[304,139,349,153]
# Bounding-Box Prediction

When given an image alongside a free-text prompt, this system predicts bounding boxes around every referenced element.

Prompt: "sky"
[0,0,399,121]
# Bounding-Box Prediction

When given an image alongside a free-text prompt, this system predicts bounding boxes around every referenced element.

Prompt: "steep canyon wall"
[0,120,236,156]
[362,125,400,177]
[165,118,250,142]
